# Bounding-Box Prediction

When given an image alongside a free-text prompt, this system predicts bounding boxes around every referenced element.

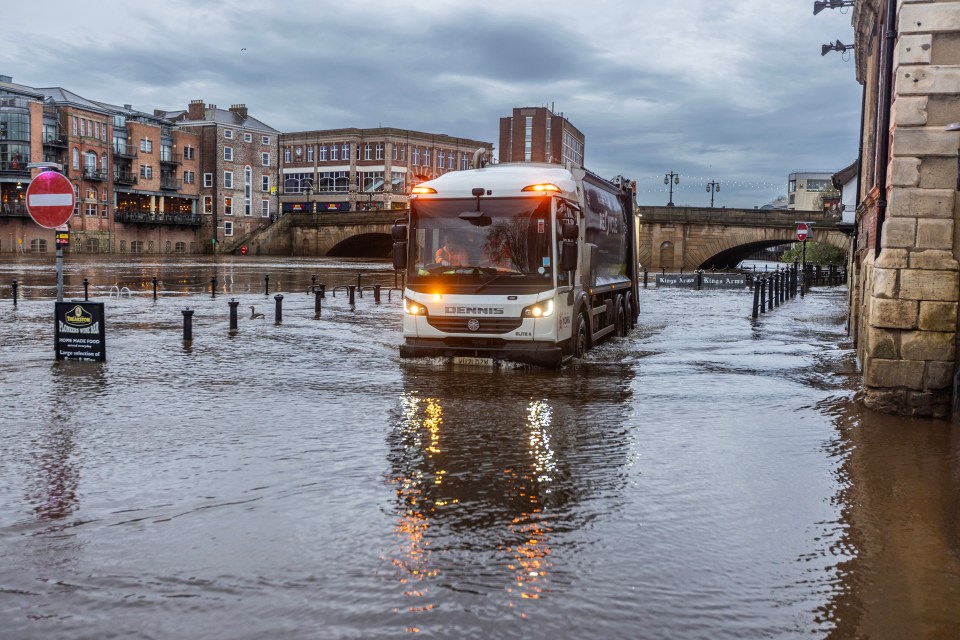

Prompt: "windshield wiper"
[474,272,526,293]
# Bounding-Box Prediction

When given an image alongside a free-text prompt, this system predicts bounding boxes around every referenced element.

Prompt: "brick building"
[848,1,960,417]
[161,101,279,252]
[277,128,492,215]
[498,107,584,166]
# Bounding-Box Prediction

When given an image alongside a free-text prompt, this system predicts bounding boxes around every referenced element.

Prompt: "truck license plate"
[452,356,496,367]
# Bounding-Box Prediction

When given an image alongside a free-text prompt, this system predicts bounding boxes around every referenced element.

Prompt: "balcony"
[0,202,29,218]
[160,178,182,190]
[115,209,200,226]
[83,168,107,181]
[112,144,137,159]
[159,153,181,166]
[0,164,30,179]
[43,134,68,147]
[114,172,138,186]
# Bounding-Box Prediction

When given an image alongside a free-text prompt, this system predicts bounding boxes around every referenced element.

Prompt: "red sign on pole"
[796,223,809,242]
[25,171,75,229]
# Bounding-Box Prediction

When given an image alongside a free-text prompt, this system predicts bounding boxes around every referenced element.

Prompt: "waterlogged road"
[0,256,958,639]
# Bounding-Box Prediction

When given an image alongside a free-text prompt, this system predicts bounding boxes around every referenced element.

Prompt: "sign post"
[796,222,811,296]
[25,170,75,302]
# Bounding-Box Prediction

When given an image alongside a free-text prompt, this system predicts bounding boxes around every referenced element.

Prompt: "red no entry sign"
[26,171,75,229]
[796,223,809,242]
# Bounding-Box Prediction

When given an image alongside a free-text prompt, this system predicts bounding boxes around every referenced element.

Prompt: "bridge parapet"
[285,210,406,228]
[637,206,843,229]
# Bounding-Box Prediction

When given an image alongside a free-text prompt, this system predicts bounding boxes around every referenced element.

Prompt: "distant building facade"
[498,107,584,166]
[277,128,491,214]
[162,101,279,252]
[787,171,839,212]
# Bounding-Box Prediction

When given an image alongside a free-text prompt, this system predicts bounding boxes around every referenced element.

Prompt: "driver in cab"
[435,240,469,266]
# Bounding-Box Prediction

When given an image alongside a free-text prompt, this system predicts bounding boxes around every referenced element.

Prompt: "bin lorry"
[392,161,639,367]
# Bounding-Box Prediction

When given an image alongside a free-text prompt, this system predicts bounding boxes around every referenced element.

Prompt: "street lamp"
[664,172,679,207]
[706,180,720,208]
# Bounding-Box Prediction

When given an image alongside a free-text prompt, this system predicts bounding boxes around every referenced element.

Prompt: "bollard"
[12,279,18,306]
[318,283,326,299]
[767,274,774,311]
[661,266,666,274]
[274,294,283,324]
[152,276,158,301]
[696,270,703,289]
[83,278,89,301]
[314,288,323,316]
[211,276,218,299]
[759,276,766,313]
[348,285,356,305]
[751,277,761,319]
[311,274,317,293]
[643,268,648,288]
[182,308,194,342]
[264,274,270,295]
[374,284,382,303]
[228,298,239,333]
[357,273,363,291]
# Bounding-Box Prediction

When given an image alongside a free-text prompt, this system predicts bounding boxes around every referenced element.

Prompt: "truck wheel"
[573,311,589,358]
[615,297,628,337]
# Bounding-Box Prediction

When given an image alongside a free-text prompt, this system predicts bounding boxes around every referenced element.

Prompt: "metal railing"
[115,209,200,226]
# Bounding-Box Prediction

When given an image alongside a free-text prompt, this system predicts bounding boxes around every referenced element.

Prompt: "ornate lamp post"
[664,171,679,207]
[706,180,720,207]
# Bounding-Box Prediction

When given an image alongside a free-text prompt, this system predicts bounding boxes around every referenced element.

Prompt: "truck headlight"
[403,298,429,316]
[521,299,554,318]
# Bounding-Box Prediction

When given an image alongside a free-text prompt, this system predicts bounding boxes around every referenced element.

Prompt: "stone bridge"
[637,206,853,271]
[234,211,402,257]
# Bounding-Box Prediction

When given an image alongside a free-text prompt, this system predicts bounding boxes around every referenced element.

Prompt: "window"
[175,241,186,253]
[140,138,153,153]
[85,203,97,216]
[364,143,372,160]
[224,129,234,139]
[461,153,469,170]
[423,148,430,166]
[262,135,270,145]
[184,171,195,184]
[101,153,108,174]
[412,147,420,165]
[284,147,291,162]
[80,120,85,137]
[319,145,327,161]
[204,196,213,214]
[261,152,270,166]
[31,238,47,253]
[360,171,384,192]
[341,143,349,160]
[438,150,445,169]
[375,143,383,160]
[72,117,78,136]
[224,146,233,161]
[86,238,100,253]
[524,116,533,161]
[244,132,252,143]
[101,205,108,217]
[283,172,314,193]
[262,175,270,192]
[140,165,153,179]
[84,151,98,173]
[94,122,100,139]
[331,144,339,161]
[448,152,455,169]
[130,240,143,254]
[204,173,213,187]
[72,148,80,169]
[224,220,233,236]
[224,171,233,188]
[224,196,233,216]
[316,171,350,193]
[244,166,252,216]
[184,146,195,160]
[307,146,314,162]
[261,199,270,218]
[392,144,399,161]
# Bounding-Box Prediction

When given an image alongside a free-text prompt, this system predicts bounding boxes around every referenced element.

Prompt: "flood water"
[1,255,958,639]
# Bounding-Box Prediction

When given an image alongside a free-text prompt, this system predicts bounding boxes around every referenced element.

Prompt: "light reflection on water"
[0,256,958,638]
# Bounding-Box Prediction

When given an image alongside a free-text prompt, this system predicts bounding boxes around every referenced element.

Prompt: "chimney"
[124,104,132,110]
[0,75,12,83]
[188,99,204,120]
[229,104,248,120]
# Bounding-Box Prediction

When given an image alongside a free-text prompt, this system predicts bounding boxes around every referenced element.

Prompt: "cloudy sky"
[6,0,860,208]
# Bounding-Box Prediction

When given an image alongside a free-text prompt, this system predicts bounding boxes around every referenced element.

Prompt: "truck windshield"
[409,197,554,286]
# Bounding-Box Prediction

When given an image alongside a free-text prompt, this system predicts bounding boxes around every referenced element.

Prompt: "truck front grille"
[426,316,523,334]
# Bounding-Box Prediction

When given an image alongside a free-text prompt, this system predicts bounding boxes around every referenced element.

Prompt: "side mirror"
[561,220,579,240]
[393,242,408,270]
[560,241,578,272]
[391,224,407,241]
